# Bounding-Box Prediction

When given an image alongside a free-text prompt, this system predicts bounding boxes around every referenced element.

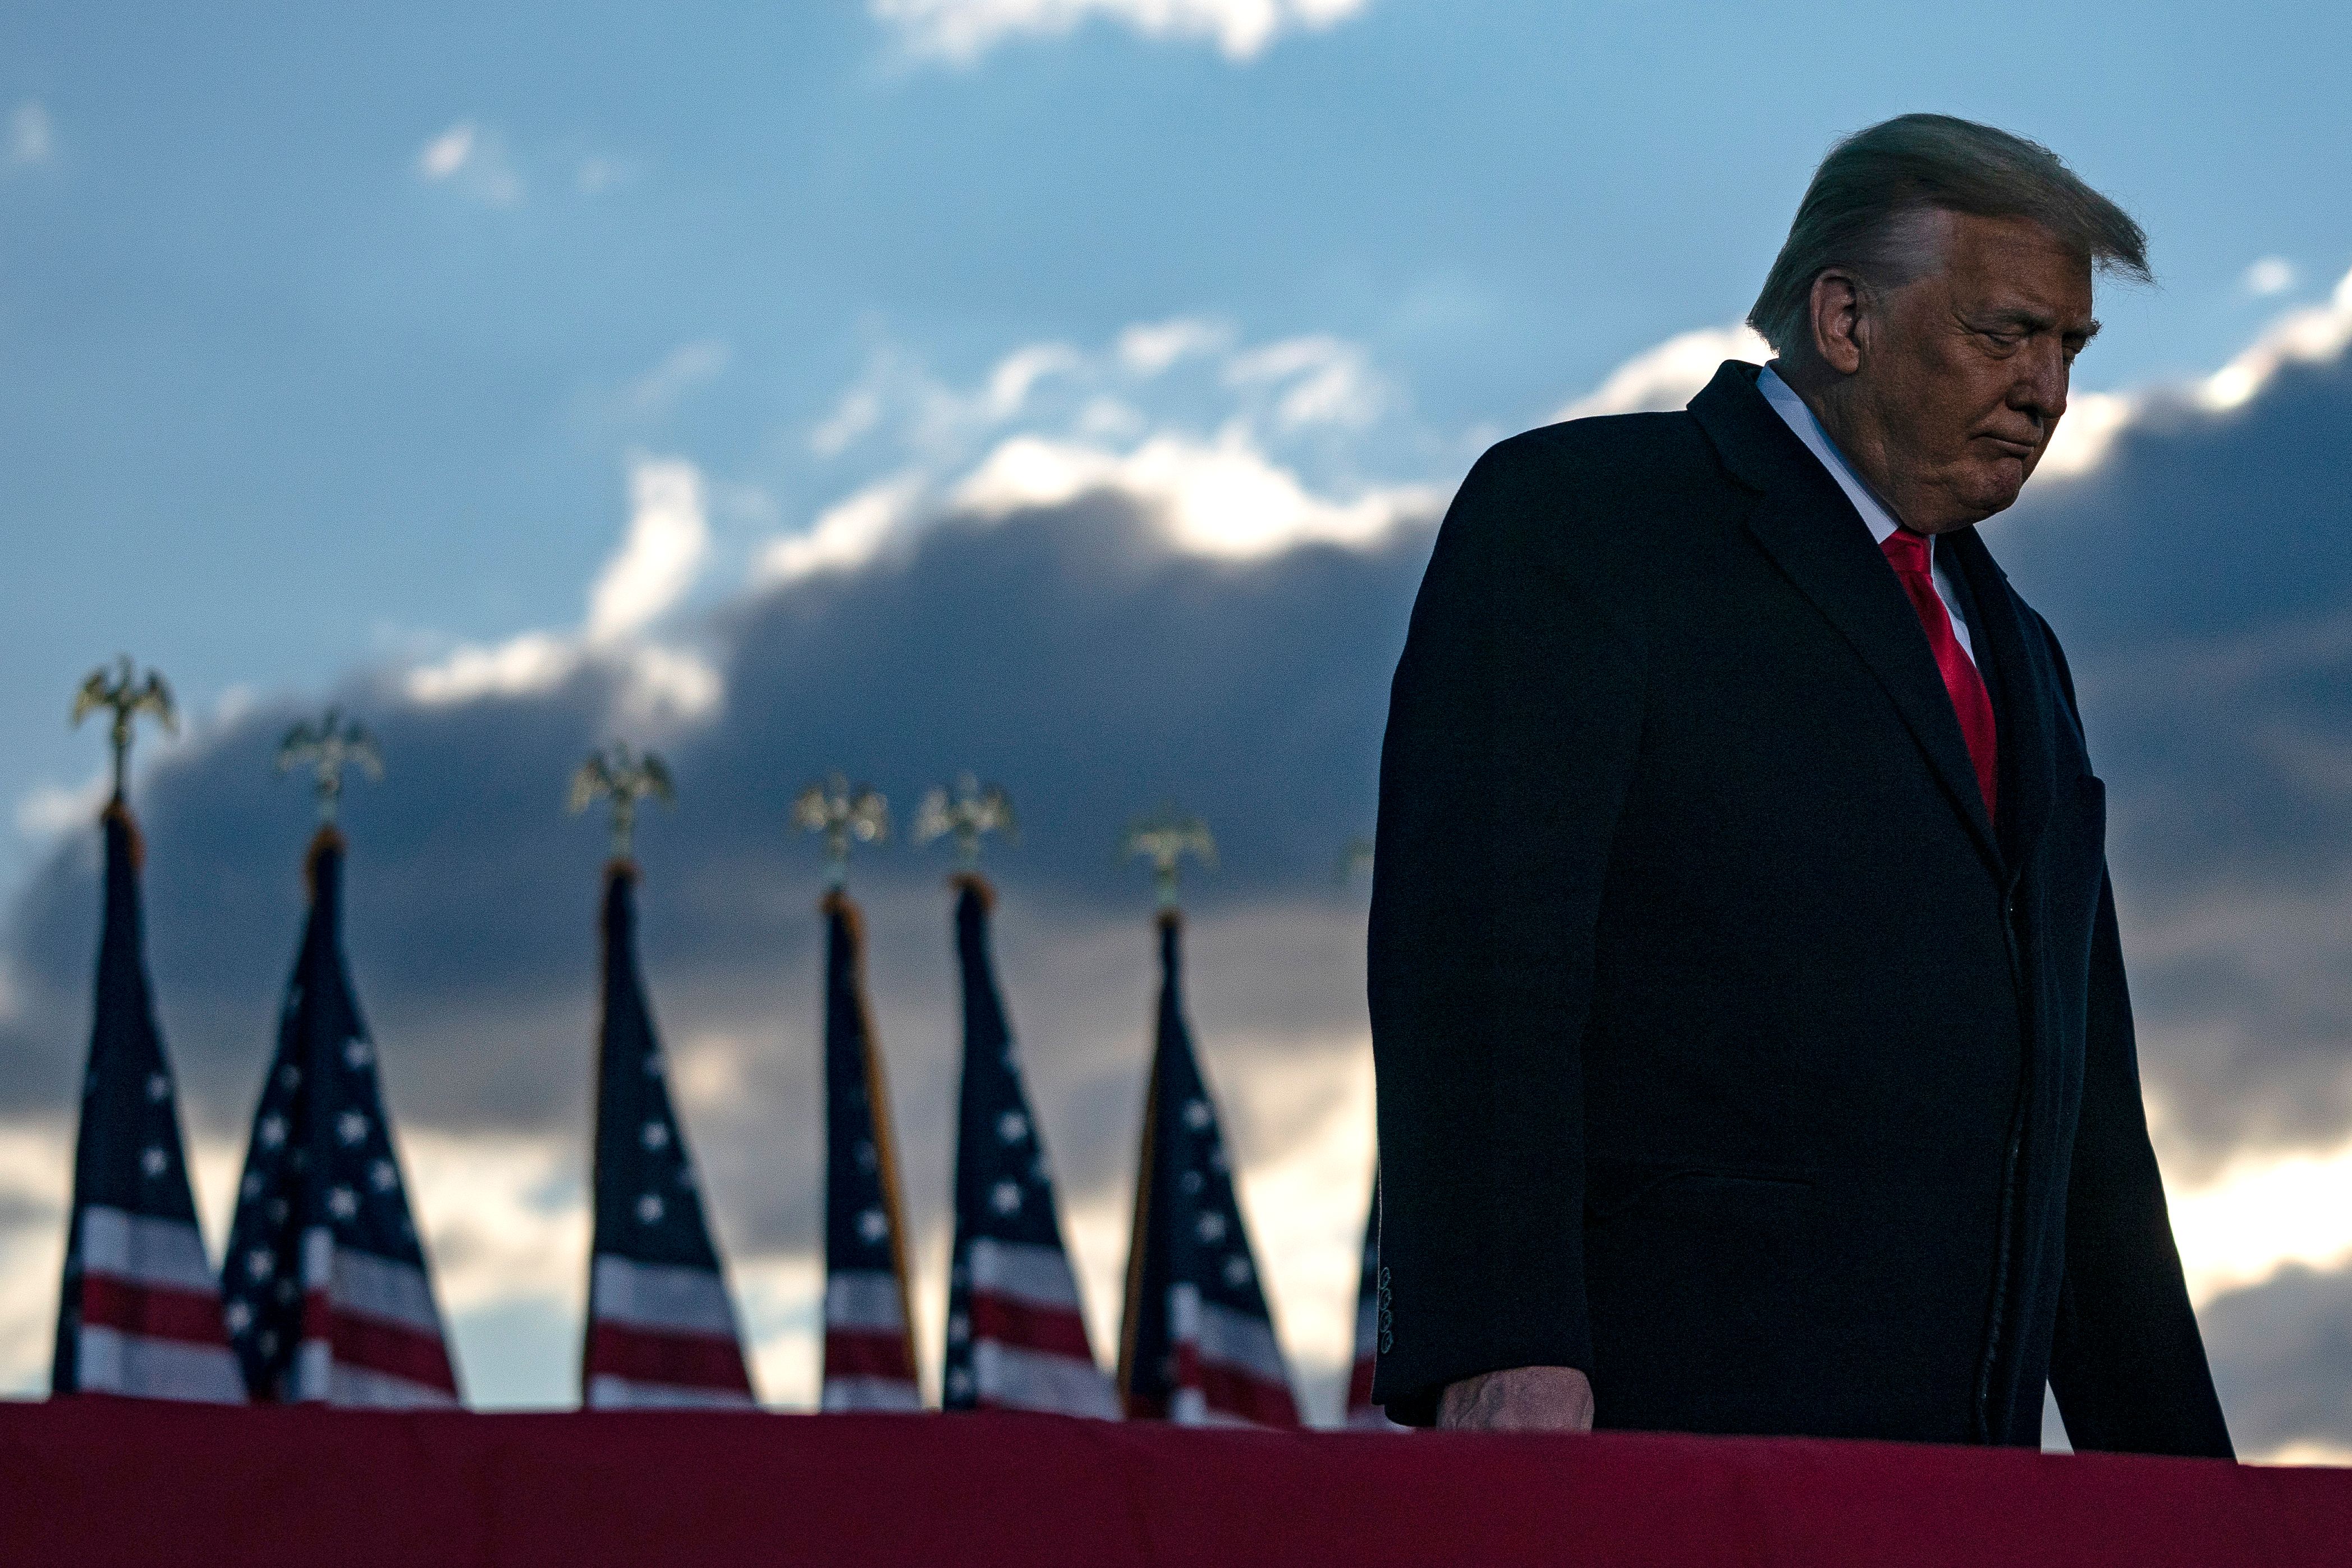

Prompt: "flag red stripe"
[824,1327,918,1383]
[302,1290,458,1394]
[1175,1341,1299,1427]
[79,1273,229,1349]
[966,1290,1095,1363]
[588,1319,753,1395]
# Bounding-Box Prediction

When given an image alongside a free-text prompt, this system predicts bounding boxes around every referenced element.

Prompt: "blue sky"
[4,1,2352,1446]
[6,0,2349,872]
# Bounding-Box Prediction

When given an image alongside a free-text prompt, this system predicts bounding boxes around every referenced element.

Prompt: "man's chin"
[1957,465,2028,522]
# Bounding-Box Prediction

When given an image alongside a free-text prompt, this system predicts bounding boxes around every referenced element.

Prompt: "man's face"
[1850,212,2098,534]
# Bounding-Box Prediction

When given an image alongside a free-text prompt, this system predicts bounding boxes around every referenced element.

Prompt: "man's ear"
[1807,269,1867,377]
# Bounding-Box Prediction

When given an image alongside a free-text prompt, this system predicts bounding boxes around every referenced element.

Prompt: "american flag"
[52,803,243,1402]
[583,861,756,1407]
[820,891,922,1411]
[1344,1182,1404,1429]
[221,829,459,1406]
[942,875,1117,1417]
[1117,910,1298,1426]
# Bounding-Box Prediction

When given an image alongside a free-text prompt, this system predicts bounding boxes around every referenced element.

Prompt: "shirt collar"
[1755,363,1911,552]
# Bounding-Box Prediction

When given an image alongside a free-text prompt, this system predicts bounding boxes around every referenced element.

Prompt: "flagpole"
[1114,1047,1160,1412]
[844,897,921,1396]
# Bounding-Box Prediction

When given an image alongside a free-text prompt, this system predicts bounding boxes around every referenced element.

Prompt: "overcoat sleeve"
[2042,620,2235,1459]
[2048,872,2235,1457]
[1367,434,1645,1425]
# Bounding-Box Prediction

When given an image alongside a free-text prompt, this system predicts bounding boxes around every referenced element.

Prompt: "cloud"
[418,123,475,180]
[2199,1260,2352,1461]
[585,461,711,644]
[625,340,731,417]
[7,281,2352,1425]
[2242,256,2297,299]
[1551,323,1770,423]
[0,483,1421,1407]
[14,773,108,846]
[1987,266,2352,1179]
[804,340,1086,462]
[949,425,1437,557]
[2170,1135,2352,1304]
[415,121,523,207]
[1117,315,1233,377]
[871,0,1371,63]
[777,319,1434,576]
[6,102,51,167]
[810,383,886,459]
[975,343,1086,423]
[406,456,718,722]
[1226,335,1386,430]
[574,156,639,196]
[2041,264,2352,478]
[0,1126,69,1384]
[755,473,927,584]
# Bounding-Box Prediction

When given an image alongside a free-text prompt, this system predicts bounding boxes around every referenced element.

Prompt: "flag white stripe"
[965,1237,1087,1315]
[820,1374,923,1412]
[590,1255,742,1339]
[294,1335,330,1401]
[1173,1287,1291,1388]
[970,1339,1118,1419]
[76,1207,216,1295]
[1167,1388,1256,1427]
[75,1326,245,1404]
[302,1229,445,1337]
[824,1270,909,1335]
[586,1374,758,1410]
[321,1359,461,1409]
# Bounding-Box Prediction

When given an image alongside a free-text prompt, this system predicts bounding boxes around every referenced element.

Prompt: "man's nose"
[2011,341,2069,422]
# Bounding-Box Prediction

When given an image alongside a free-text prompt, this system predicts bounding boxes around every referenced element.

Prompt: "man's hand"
[1437,1366,1596,1432]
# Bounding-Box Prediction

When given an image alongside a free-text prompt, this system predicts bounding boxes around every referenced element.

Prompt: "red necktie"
[1881,528,1998,820]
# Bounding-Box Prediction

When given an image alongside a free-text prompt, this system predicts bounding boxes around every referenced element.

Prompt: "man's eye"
[1978,331,2021,352]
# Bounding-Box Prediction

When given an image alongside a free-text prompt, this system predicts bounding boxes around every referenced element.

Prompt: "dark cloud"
[2201,1260,2352,1456]
[3,332,2350,1420]
[0,494,1410,1289]
[5,351,2349,1181]
[1997,348,2352,1173]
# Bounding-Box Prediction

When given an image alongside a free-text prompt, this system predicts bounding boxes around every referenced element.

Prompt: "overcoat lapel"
[1941,526,2058,874]
[1689,363,2002,873]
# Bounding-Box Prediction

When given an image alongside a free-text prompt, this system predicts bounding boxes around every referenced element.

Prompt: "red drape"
[3,1402,2344,1566]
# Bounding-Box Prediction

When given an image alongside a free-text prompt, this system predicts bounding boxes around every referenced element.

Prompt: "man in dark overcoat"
[1369,113,2234,1455]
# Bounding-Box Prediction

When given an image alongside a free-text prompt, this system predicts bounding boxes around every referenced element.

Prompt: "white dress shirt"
[1755,364,1976,663]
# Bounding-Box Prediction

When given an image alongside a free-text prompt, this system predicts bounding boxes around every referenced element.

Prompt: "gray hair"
[1748,113,2149,355]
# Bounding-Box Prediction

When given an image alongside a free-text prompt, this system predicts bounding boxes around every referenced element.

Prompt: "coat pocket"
[1584,1157,1817,1224]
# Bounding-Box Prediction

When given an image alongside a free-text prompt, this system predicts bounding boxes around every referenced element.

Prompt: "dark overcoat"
[1368,361,2232,1455]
